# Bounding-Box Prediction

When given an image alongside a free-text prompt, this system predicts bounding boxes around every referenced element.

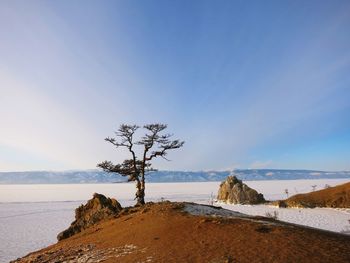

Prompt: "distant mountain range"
[0,169,349,184]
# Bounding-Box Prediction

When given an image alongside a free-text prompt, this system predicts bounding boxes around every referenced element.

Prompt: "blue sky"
[0,0,349,171]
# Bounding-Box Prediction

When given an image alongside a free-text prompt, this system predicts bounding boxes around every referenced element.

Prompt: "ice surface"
[1,179,348,203]
[0,202,76,262]
[0,179,349,262]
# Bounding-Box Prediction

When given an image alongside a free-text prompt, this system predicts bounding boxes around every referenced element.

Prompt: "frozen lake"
[0,179,349,262]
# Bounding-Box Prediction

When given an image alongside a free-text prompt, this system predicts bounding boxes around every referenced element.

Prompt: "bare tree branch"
[97,123,184,206]
[146,139,185,161]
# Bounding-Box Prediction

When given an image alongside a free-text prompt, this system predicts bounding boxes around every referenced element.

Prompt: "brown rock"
[217,176,265,204]
[57,193,122,240]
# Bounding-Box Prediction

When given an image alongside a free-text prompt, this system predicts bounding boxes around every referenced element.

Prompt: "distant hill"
[0,169,350,184]
[282,181,350,208]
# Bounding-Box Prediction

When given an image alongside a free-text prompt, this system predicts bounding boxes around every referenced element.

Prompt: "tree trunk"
[135,179,145,206]
[141,172,146,204]
[136,195,145,206]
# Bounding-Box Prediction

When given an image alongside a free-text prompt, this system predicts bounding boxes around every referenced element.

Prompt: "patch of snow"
[217,202,350,234]
[183,203,247,218]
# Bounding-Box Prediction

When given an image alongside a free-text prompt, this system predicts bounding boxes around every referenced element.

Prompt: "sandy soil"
[12,201,350,263]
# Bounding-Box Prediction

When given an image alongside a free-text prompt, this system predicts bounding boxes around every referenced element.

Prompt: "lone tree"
[284,188,289,198]
[97,124,184,206]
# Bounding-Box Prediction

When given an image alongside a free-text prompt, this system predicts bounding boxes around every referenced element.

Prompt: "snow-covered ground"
[0,179,349,262]
[218,203,350,233]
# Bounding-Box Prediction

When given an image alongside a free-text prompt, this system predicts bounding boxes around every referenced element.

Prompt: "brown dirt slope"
[284,181,350,208]
[12,202,350,263]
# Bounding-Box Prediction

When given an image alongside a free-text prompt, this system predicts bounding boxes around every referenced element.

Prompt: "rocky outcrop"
[217,176,265,204]
[57,193,122,240]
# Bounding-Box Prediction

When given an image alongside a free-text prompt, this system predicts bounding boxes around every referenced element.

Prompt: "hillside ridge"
[280,181,350,208]
[12,201,350,263]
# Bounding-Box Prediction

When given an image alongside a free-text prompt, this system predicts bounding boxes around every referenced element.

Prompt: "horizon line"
[1,168,349,173]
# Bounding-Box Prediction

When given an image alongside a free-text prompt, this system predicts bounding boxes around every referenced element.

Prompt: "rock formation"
[57,193,122,240]
[217,176,265,204]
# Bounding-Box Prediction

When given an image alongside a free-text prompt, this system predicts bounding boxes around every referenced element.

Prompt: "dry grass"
[285,182,350,208]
